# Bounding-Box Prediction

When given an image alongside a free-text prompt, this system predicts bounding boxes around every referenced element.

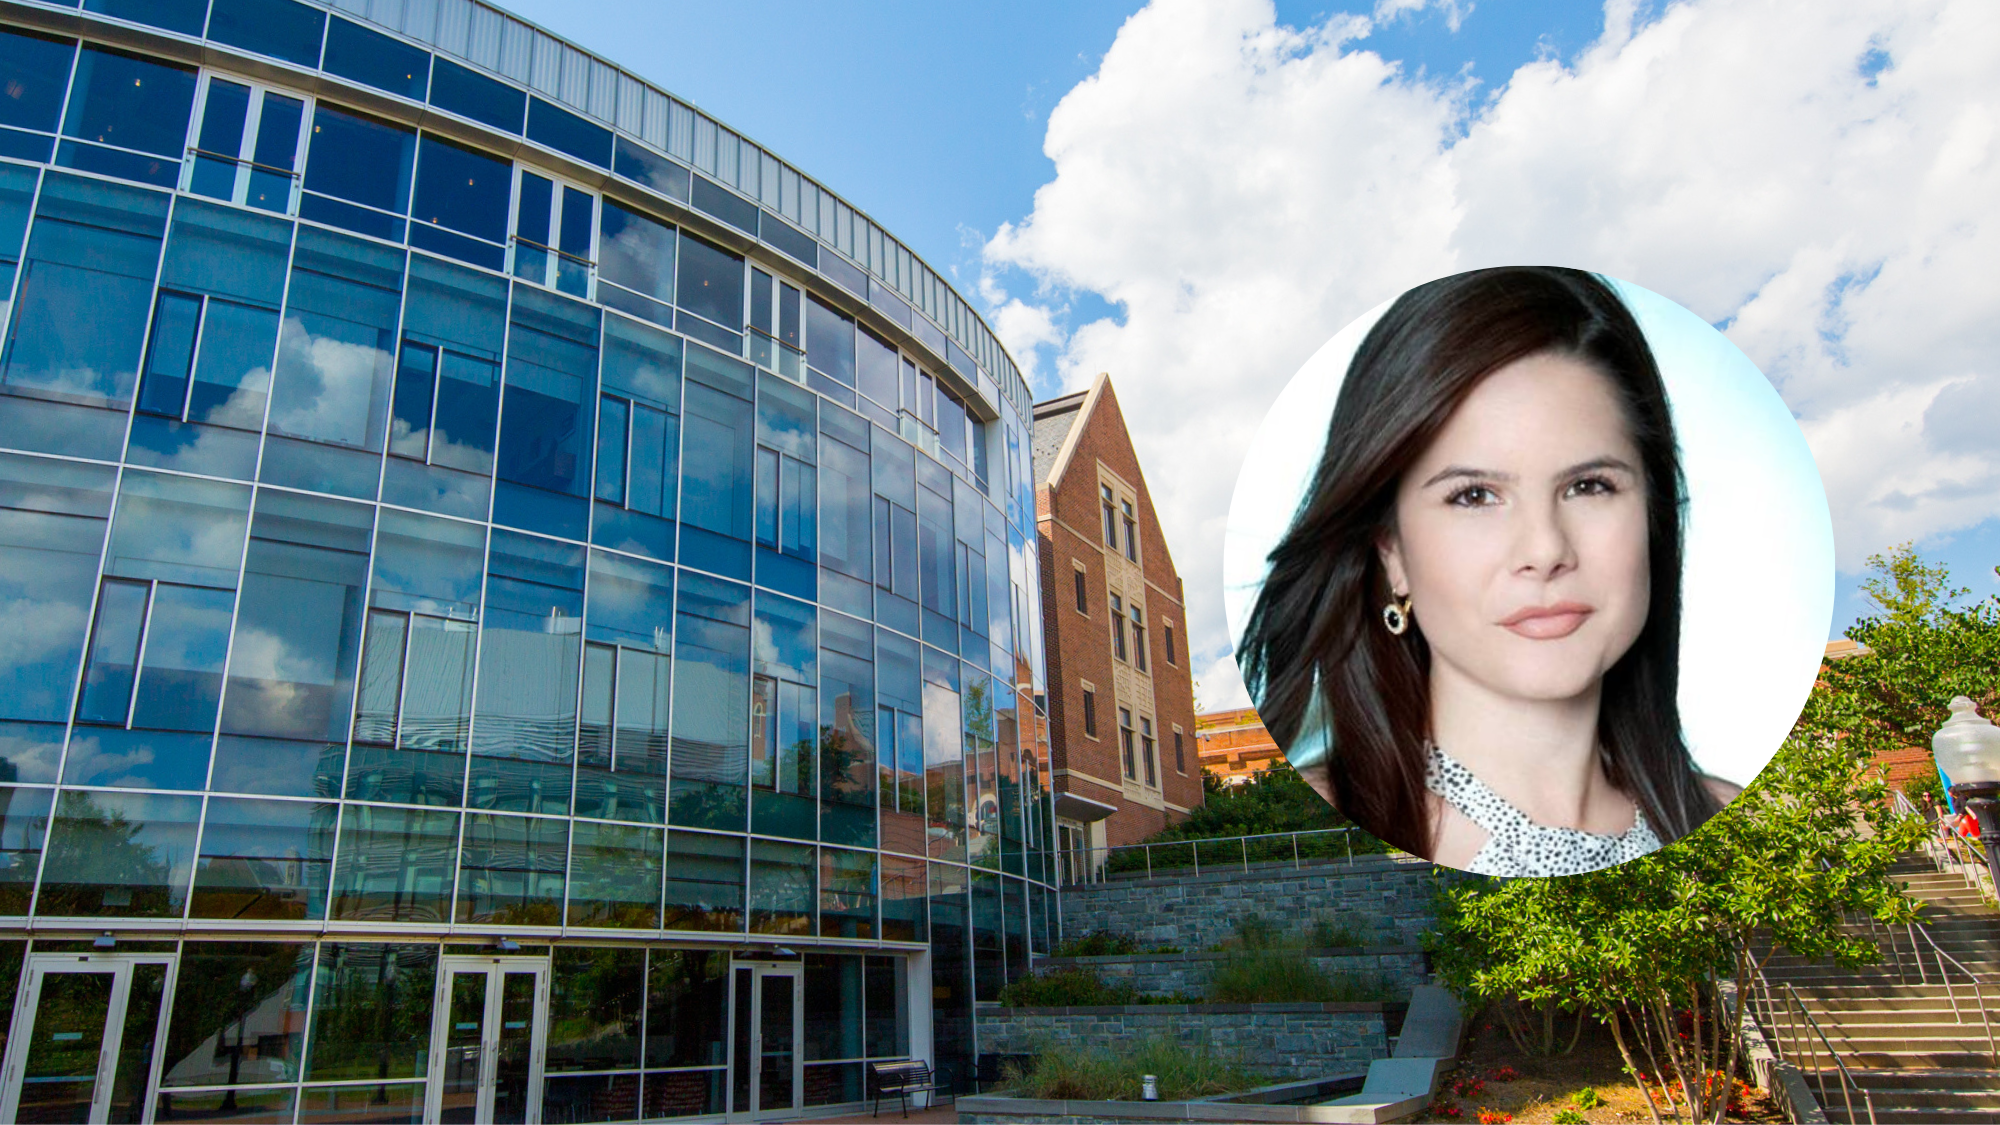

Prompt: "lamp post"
[1932,696,2000,889]
[219,968,256,1111]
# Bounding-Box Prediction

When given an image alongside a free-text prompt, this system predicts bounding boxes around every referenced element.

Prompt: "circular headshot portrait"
[1223,267,1833,878]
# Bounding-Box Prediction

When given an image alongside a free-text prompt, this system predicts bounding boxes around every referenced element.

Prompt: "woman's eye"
[1446,485,1498,508]
[1566,475,1618,498]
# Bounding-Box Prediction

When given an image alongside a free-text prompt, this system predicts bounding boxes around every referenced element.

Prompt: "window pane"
[526,96,611,168]
[578,552,673,823]
[0,787,51,914]
[105,471,251,588]
[803,954,861,1062]
[304,943,437,1081]
[661,829,742,931]
[328,804,459,922]
[497,285,599,516]
[471,531,584,814]
[136,291,198,418]
[856,326,897,411]
[247,93,302,212]
[189,299,279,429]
[303,104,415,215]
[669,574,749,830]
[190,797,334,920]
[644,950,727,1069]
[161,196,292,309]
[75,579,147,727]
[0,452,113,747]
[413,135,511,244]
[923,650,964,861]
[566,820,661,927]
[0,29,75,133]
[270,227,406,451]
[36,789,200,917]
[594,395,627,503]
[456,811,566,924]
[191,80,248,199]
[323,16,430,100]
[880,854,925,942]
[207,0,327,67]
[430,57,525,134]
[627,403,674,521]
[602,312,681,409]
[748,839,813,935]
[547,947,644,1072]
[819,612,874,847]
[865,956,907,1057]
[159,942,313,1088]
[675,231,741,331]
[214,492,371,793]
[126,582,235,733]
[817,436,869,581]
[3,173,170,408]
[680,381,754,544]
[389,343,435,459]
[804,295,853,387]
[820,848,875,939]
[62,46,196,157]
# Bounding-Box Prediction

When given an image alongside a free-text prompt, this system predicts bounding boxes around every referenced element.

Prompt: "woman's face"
[1378,351,1651,706]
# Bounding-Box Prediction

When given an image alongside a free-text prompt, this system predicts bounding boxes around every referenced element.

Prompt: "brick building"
[1033,376,1202,875]
[1196,707,1285,785]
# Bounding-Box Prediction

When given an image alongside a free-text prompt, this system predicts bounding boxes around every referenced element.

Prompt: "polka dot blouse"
[1426,745,1662,877]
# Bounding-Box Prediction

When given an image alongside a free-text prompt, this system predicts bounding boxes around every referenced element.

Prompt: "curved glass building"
[0,0,1053,1119]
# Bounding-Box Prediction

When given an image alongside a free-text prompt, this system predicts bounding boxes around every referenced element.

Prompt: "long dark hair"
[1238,267,1719,858]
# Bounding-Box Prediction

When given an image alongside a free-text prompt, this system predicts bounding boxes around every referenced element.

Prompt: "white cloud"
[984,0,2000,708]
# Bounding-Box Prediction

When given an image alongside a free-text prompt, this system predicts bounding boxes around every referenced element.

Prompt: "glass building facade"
[0,0,1055,1120]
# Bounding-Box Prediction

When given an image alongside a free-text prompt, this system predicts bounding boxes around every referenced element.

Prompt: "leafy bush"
[1051,930,1140,958]
[1551,1109,1587,1125]
[997,968,1144,1007]
[1103,763,1394,877]
[1232,913,1283,950]
[1308,912,1366,948]
[1571,1086,1606,1109]
[1000,1038,1258,1101]
[1204,948,1393,1003]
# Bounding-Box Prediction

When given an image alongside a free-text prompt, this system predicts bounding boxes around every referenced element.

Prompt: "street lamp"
[1932,696,2000,889]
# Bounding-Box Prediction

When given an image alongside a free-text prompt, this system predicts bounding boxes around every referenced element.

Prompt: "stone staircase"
[1756,856,2000,1123]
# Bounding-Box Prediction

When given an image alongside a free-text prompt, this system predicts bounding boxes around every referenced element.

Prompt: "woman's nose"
[1512,499,1577,577]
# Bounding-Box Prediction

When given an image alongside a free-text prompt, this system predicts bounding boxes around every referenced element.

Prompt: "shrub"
[1231,913,1283,950]
[1308,912,1367,948]
[996,968,1142,1007]
[1001,1037,1258,1101]
[1571,1085,1606,1109]
[1051,930,1140,958]
[1204,948,1393,1003]
[1552,1110,1587,1125]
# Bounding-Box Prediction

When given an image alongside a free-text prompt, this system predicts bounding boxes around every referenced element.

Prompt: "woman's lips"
[1500,602,1593,640]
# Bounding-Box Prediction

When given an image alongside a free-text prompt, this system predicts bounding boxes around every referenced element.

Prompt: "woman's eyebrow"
[1561,456,1639,477]
[1420,465,1511,488]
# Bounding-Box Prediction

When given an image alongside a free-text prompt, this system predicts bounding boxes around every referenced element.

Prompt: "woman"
[1238,267,1737,876]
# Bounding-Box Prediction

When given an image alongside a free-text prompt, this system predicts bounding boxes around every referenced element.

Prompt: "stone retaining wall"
[975,1002,1395,1080]
[1058,854,1445,951]
[1043,947,1427,999]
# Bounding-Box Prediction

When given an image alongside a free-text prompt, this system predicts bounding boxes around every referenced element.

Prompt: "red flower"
[1490,1066,1519,1082]
[1476,1110,1514,1124]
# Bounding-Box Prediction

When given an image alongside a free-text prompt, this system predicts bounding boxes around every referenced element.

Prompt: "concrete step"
[1779,981,1998,1000]
[1766,1006,2000,1026]
[1844,1069,2000,1092]
[1766,1019,1998,1042]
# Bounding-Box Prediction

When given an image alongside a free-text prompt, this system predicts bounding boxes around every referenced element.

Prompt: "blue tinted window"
[193,299,278,429]
[806,294,854,387]
[457,812,566,923]
[820,610,875,846]
[526,97,611,167]
[303,103,414,215]
[217,490,371,748]
[470,530,585,814]
[126,581,235,732]
[76,578,147,725]
[323,17,429,100]
[602,313,681,410]
[2,174,168,408]
[83,0,209,36]
[670,572,750,830]
[369,507,484,619]
[0,454,114,772]
[0,28,75,133]
[429,56,524,134]
[690,175,756,235]
[54,139,178,187]
[270,227,404,452]
[599,200,674,309]
[759,212,817,269]
[681,380,752,544]
[207,0,326,68]
[613,137,688,201]
[104,470,251,588]
[498,285,599,501]
[190,79,248,199]
[37,790,201,917]
[137,291,200,418]
[401,254,504,472]
[412,135,510,244]
[594,396,626,504]
[161,197,291,307]
[62,46,195,157]
[677,232,742,332]
[329,805,459,922]
[191,798,334,918]
[247,92,302,211]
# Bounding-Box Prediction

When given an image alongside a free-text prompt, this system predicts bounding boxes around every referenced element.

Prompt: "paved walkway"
[798,1103,958,1123]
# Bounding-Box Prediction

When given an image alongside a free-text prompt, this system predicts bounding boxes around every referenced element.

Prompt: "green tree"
[1817,543,2000,785]
[1110,761,1391,872]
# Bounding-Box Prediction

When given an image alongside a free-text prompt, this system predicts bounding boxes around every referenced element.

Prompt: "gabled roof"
[1031,374,1107,491]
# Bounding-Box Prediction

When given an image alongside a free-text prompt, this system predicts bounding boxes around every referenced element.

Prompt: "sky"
[505,0,2000,710]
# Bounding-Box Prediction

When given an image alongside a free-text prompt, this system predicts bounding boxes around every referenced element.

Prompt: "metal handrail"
[1747,968,1877,1125]
[1896,920,2000,1059]
[1059,826,1363,885]
[1893,788,1998,905]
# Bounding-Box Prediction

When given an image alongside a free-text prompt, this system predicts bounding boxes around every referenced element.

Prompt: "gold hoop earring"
[1381,595,1412,636]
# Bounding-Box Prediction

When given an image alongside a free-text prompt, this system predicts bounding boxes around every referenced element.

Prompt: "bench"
[868,1059,951,1118]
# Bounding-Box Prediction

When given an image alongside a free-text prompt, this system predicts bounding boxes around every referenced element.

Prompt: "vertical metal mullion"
[178,295,209,422]
[122,579,159,731]
[48,37,83,146]
[424,346,441,466]
[250,221,304,487]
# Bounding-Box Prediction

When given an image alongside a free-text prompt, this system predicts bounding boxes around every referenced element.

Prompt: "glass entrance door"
[727,961,801,1119]
[426,957,548,1125]
[0,954,173,1124]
